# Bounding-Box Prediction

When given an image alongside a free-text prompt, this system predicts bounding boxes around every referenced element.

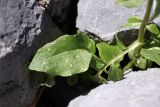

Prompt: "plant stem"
[123,60,135,71]
[98,41,143,74]
[96,0,154,76]
[28,87,45,107]
[28,75,55,107]
[138,0,153,43]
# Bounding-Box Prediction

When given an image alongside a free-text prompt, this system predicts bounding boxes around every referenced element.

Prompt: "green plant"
[28,0,160,106]
[29,0,160,87]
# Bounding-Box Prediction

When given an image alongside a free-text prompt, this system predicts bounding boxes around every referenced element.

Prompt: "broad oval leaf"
[97,42,123,65]
[140,47,160,65]
[116,0,144,8]
[122,16,142,28]
[128,16,142,23]
[29,49,92,77]
[146,24,160,35]
[33,33,95,63]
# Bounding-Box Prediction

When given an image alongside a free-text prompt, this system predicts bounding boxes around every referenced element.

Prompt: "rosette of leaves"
[29,32,127,87]
[29,0,160,88]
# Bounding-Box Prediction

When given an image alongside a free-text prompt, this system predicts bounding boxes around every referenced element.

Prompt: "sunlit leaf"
[116,0,144,8]
[135,57,152,69]
[140,47,160,65]
[97,42,123,65]
[123,16,142,28]
[29,49,92,76]
[30,33,95,64]
[147,24,160,35]
[128,16,142,23]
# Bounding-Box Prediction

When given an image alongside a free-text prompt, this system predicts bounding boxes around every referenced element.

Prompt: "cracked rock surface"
[0,0,62,107]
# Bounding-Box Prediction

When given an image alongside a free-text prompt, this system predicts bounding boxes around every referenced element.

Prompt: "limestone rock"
[68,68,160,107]
[76,0,148,40]
[0,0,62,107]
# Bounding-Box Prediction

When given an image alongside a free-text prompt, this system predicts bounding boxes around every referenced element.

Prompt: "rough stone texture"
[76,0,150,40]
[0,0,63,107]
[68,68,160,107]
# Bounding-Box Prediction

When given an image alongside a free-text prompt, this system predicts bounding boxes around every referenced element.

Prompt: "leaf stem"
[97,0,153,76]
[28,87,45,107]
[138,0,153,43]
[98,41,143,75]
[123,60,135,71]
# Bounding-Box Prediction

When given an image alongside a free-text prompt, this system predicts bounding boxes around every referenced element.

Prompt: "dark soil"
[37,77,96,107]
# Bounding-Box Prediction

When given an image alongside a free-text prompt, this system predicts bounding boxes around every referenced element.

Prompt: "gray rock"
[76,0,148,40]
[153,15,160,26]
[68,68,160,107]
[0,0,62,107]
[73,1,160,107]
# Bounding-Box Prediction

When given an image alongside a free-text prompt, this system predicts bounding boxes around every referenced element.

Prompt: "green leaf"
[123,16,142,28]
[97,42,123,65]
[140,47,160,65]
[135,57,152,69]
[29,49,92,76]
[123,23,141,28]
[116,0,144,8]
[31,33,95,64]
[89,39,96,54]
[128,16,142,23]
[90,55,105,70]
[147,24,160,35]
[108,67,124,81]
[76,32,96,54]
[116,35,127,50]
